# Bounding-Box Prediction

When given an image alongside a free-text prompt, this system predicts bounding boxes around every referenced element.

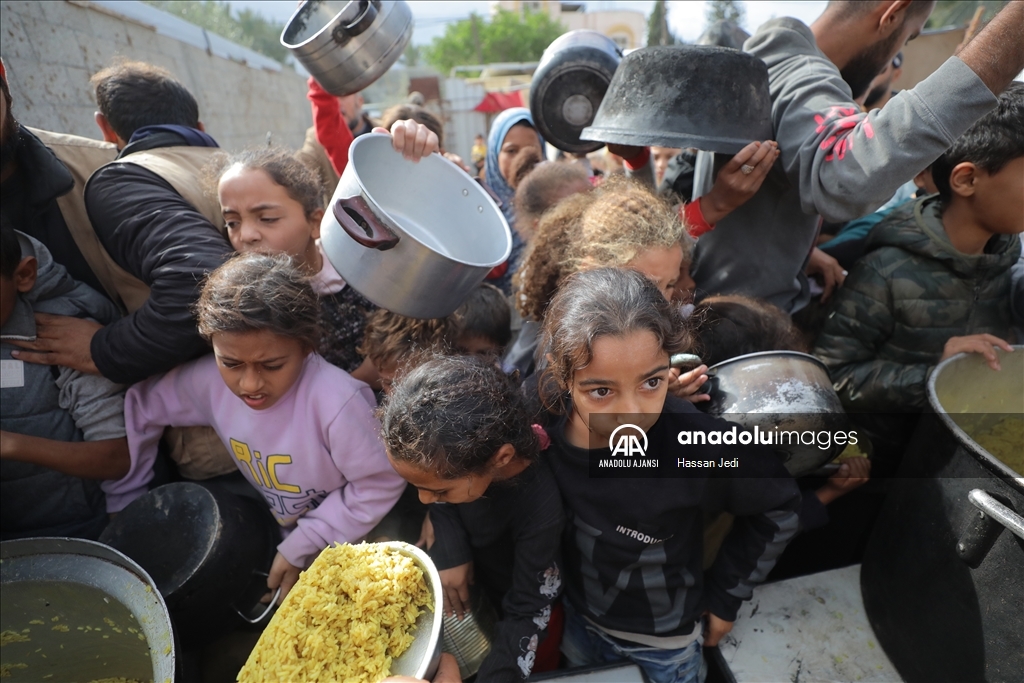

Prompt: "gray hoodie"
[690,18,999,313]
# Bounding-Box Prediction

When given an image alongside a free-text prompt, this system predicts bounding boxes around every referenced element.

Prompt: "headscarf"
[485,107,543,227]
[484,108,543,293]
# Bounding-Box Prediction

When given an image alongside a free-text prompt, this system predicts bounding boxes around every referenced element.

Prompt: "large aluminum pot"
[321,133,512,319]
[281,0,412,97]
[0,537,175,682]
[861,347,1023,683]
[530,30,622,154]
[701,351,851,476]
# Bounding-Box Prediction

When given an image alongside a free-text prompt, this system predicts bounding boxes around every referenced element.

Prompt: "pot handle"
[331,0,378,43]
[957,489,1024,568]
[234,570,281,624]
[334,196,400,251]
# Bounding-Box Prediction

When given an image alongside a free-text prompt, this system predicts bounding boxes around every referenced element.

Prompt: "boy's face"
[0,256,37,329]
[457,334,501,359]
[972,157,1024,235]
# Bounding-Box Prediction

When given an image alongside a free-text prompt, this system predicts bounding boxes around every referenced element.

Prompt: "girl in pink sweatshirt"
[103,253,406,602]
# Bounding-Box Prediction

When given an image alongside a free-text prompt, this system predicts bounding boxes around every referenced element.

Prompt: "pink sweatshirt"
[105,353,405,568]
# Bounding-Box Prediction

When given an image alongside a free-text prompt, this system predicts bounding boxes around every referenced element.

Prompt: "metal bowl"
[0,537,175,682]
[702,351,851,476]
[382,541,444,679]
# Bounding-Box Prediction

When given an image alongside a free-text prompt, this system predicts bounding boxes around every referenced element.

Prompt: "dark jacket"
[0,126,109,297]
[429,459,564,681]
[815,195,1020,413]
[548,396,801,635]
[84,131,231,384]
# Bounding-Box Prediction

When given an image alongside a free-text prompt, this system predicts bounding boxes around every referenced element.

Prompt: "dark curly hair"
[691,294,807,367]
[358,308,461,371]
[538,267,693,413]
[195,252,321,351]
[380,355,539,479]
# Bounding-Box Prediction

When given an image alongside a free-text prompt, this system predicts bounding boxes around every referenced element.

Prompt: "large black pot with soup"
[320,133,512,319]
[861,346,1023,683]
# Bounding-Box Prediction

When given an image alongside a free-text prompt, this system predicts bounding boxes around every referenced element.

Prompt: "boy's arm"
[814,259,931,412]
[0,365,131,480]
[704,451,801,623]
[0,431,128,480]
[308,76,355,178]
[102,358,214,512]
[276,389,405,568]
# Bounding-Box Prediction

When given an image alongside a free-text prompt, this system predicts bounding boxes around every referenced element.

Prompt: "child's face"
[388,456,494,505]
[219,167,323,270]
[675,258,696,305]
[211,329,309,410]
[627,243,684,301]
[651,146,682,185]
[971,157,1024,235]
[457,333,502,358]
[567,330,671,448]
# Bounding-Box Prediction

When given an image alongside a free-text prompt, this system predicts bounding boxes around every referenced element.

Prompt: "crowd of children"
[2,3,1024,681]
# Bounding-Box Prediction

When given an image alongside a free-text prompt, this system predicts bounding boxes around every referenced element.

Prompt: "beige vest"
[37,132,234,480]
[112,146,236,480]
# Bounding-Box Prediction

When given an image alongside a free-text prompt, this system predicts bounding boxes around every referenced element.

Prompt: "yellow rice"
[238,543,432,683]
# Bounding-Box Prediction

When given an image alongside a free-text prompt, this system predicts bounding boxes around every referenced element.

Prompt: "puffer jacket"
[814,195,1020,413]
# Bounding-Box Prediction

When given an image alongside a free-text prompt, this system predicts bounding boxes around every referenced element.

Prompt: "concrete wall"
[1,0,312,151]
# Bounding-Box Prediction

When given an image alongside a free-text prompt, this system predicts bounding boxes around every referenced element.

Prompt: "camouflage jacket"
[814,195,1020,413]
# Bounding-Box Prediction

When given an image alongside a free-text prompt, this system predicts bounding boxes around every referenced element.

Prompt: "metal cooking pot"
[701,351,851,476]
[99,482,278,648]
[321,133,512,319]
[861,347,1023,683]
[581,45,773,153]
[382,542,445,679]
[281,0,412,97]
[0,537,175,682]
[530,30,622,154]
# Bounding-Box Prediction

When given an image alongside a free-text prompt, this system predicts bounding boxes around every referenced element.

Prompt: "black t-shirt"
[429,458,564,682]
[547,395,801,636]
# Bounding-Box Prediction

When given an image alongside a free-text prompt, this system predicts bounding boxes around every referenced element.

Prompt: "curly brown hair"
[379,355,539,479]
[538,267,693,413]
[358,309,461,372]
[513,190,590,321]
[196,252,321,351]
[571,175,687,272]
[204,146,325,218]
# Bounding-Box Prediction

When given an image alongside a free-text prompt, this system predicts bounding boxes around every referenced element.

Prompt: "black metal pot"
[861,348,1023,683]
[581,45,773,153]
[99,482,278,647]
[530,30,622,154]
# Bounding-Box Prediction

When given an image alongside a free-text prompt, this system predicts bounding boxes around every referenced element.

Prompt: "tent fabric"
[474,90,526,112]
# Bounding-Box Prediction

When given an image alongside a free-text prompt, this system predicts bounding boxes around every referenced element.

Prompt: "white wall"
[1,0,312,151]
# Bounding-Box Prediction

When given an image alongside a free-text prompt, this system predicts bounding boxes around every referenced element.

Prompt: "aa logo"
[609,424,648,457]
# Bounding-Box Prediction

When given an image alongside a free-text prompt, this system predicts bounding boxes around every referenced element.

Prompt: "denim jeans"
[560,602,708,683]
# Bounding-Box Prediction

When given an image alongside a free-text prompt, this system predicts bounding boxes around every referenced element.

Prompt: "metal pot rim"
[345,134,512,267]
[927,345,1024,491]
[282,0,371,50]
[707,350,830,374]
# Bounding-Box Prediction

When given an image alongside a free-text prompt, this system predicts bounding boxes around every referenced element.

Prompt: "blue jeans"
[560,602,708,683]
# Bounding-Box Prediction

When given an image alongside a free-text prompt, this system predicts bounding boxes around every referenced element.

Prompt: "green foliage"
[423,9,565,75]
[143,1,290,65]
[402,43,422,68]
[925,0,1010,29]
[705,0,744,26]
[647,0,676,47]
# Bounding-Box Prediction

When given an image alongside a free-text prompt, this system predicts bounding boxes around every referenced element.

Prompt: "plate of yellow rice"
[237,542,442,682]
